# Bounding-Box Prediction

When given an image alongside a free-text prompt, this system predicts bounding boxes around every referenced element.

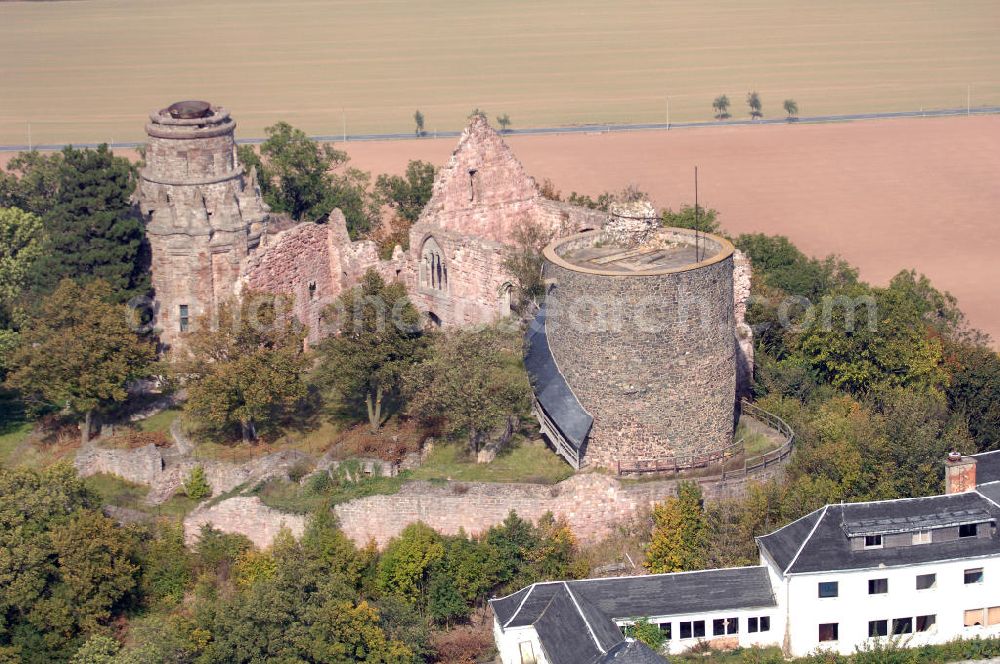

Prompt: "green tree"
[182,291,308,442]
[374,160,437,224]
[183,465,212,500]
[3,146,148,302]
[712,94,731,120]
[661,203,721,234]
[255,122,379,237]
[404,325,531,453]
[427,571,467,626]
[747,91,763,119]
[376,522,444,606]
[783,98,799,119]
[945,339,1000,451]
[625,618,667,651]
[497,113,512,132]
[414,110,425,137]
[644,482,708,573]
[317,270,426,431]
[6,279,155,443]
[70,634,119,664]
[0,207,46,379]
[501,219,550,315]
[735,233,857,301]
[138,523,192,606]
[796,281,947,394]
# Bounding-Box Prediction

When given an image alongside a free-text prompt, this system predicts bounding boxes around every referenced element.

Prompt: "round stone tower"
[541,221,737,471]
[137,101,269,350]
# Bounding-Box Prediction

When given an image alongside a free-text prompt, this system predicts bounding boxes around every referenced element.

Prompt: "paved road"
[2,105,998,153]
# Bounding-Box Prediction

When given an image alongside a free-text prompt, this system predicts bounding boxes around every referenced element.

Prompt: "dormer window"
[864,535,883,549]
[959,523,978,538]
[912,531,932,545]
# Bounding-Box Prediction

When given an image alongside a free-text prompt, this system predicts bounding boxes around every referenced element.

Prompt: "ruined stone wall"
[184,497,306,549]
[75,444,164,486]
[544,230,737,470]
[733,249,755,399]
[333,466,785,548]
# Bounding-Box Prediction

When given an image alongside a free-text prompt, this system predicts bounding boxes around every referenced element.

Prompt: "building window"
[916,615,937,632]
[518,641,536,664]
[964,609,985,627]
[868,620,888,638]
[864,535,883,549]
[748,616,771,633]
[759,616,770,632]
[868,578,889,595]
[818,581,839,598]
[988,607,1000,626]
[679,620,705,640]
[179,304,189,332]
[818,623,839,642]
[959,523,978,538]
[658,623,671,640]
[912,530,932,545]
[712,618,738,636]
[916,573,936,590]
[420,237,448,292]
[892,617,913,635]
[964,568,984,585]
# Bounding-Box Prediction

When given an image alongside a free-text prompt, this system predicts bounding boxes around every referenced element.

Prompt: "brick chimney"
[945,452,977,494]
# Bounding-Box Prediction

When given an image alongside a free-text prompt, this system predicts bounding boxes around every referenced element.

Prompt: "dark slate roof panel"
[756,508,824,572]
[977,481,1000,508]
[569,586,628,652]
[974,450,1000,485]
[533,587,614,664]
[596,640,669,664]
[502,584,560,628]
[571,566,775,619]
[784,493,1000,574]
[491,586,531,627]
[524,306,593,449]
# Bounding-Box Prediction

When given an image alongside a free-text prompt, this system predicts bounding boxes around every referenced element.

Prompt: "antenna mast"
[694,166,700,262]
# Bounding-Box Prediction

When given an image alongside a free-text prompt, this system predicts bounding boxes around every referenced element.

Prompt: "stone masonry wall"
[184,497,306,549]
[544,232,737,470]
[334,467,785,548]
[75,444,164,486]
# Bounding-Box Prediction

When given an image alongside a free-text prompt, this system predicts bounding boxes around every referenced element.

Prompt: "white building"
[491,450,1000,662]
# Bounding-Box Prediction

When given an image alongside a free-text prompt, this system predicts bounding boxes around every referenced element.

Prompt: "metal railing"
[614,399,794,480]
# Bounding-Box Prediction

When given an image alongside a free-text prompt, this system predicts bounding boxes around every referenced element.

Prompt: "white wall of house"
[494,620,548,664]
[781,555,1000,656]
[616,606,781,656]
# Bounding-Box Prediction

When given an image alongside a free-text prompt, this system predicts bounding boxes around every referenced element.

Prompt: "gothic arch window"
[420,237,448,292]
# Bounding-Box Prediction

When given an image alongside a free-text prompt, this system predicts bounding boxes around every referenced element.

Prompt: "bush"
[183,465,212,501]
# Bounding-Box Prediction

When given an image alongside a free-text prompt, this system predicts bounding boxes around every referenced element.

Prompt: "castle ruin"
[138,101,753,472]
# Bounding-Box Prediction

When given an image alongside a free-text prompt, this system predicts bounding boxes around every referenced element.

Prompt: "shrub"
[183,465,212,500]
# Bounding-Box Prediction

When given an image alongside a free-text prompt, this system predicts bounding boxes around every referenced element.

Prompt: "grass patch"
[254,471,407,514]
[84,473,149,507]
[136,407,180,434]
[0,422,33,466]
[409,438,573,485]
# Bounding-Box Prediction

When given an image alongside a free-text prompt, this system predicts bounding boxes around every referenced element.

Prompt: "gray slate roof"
[597,640,671,664]
[524,306,593,450]
[492,566,776,628]
[758,492,1000,574]
[974,450,1000,485]
[978,481,1000,508]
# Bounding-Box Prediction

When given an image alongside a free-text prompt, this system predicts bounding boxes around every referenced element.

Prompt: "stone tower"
[137,101,269,350]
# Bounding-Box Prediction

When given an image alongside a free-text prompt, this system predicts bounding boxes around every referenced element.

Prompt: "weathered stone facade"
[184,496,306,549]
[137,102,269,350]
[543,228,738,470]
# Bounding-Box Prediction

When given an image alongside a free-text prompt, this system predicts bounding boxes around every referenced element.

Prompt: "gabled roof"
[978,481,1000,508]
[493,580,670,664]
[758,492,1000,574]
[974,449,1000,485]
[492,566,775,628]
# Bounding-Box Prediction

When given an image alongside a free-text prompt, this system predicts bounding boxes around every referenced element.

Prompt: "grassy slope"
[1,0,998,144]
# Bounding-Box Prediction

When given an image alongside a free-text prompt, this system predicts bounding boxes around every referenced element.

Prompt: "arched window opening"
[500,282,513,317]
[420,237,447,292]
